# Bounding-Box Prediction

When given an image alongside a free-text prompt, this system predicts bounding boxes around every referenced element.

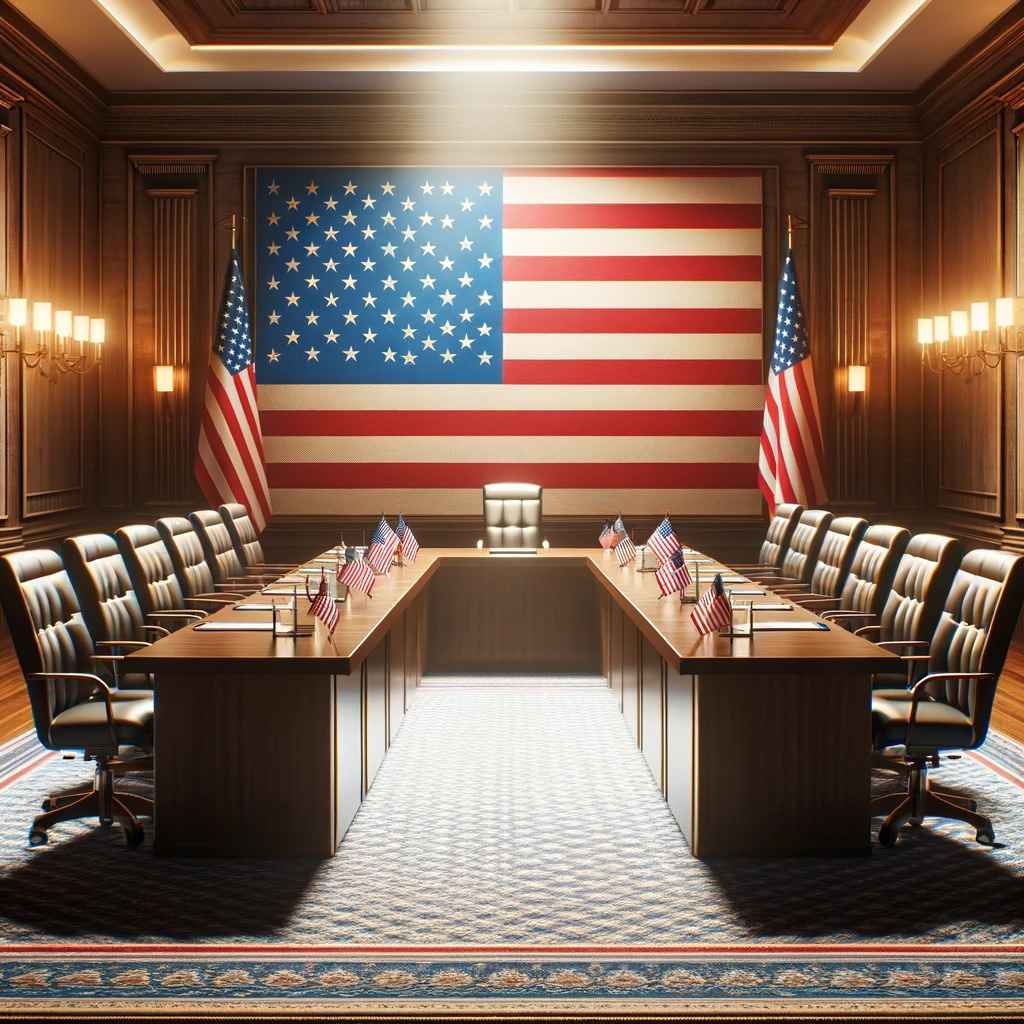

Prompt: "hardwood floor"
[1,630,1024,749]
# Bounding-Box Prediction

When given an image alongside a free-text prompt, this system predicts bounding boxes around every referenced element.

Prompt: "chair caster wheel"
[878,823,899,848]
[40,798,54,811]
[28,829,48,847]
[976,826,995,846]
[123,822,144,849]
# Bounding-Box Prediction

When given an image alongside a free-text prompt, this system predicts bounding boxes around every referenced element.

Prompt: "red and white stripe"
[339,558,376,597]
[196,360,272,533]
[261,168,762,517]
[690,583,732,635]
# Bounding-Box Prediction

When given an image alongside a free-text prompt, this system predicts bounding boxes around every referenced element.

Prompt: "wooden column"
[147,187,196,503]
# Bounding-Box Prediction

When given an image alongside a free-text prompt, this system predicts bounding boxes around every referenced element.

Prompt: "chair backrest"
[878,532,961,644]
[925,548,1024,748]
[0,549,96,748]
[219,502,264,568]
[156,516,217,598]
[807,515,867,597]
[779,509,833,584]
[115,524,188,617]
[837,523,910,617]
[63,533,145,644]
[483,483,542,548]
[757,503,803,569]
[189,509,247,584]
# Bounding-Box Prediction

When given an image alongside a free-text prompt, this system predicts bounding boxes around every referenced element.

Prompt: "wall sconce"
[154,365,175,393]
[0,296,103,379]
[918,297,1023,376]
[847,365,867,393]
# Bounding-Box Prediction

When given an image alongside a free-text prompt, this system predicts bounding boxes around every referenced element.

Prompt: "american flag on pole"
[195,246,272,532]
[614,533,637,567]
[646,516,680,564]
[656,548,692,598]
[339,555,376,597]
[757,246,827,515]
[396,514,420,563]
[690,572,733,635]
[366,516,401,574]
[254,168,763,517]
[307,569,339,635]
[598,522,616,549]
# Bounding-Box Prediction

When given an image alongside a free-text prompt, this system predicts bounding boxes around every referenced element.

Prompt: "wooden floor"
[1,629,1024,749]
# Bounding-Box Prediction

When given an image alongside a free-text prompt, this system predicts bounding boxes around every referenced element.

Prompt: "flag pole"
[230,212,237,250]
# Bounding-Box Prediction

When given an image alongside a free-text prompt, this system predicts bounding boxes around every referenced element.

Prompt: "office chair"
[156,516,255,602]
[189,510,282,588]
[0,549,153,848]
[218,502,294,573]
[745,509,833,589]
[872,548,1024,847]
[483,483,542,548]
[731,502,804,574]
[771,515,867,599]
[795,524,910,630]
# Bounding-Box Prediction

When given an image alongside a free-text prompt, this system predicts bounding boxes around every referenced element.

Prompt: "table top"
[128,546,899,676]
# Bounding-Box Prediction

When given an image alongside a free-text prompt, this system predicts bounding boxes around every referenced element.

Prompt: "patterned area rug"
[1,682,1023,1018]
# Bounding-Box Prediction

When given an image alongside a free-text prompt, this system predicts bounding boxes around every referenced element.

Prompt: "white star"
[285,228,299,241]
[381,211,396,228]
[382,309,397,325]
[421,309,437,324]
[381,181,395,195]
[324,227,339,241]
[324,195,338,210]
[381,275,397,290]
[362,226,376,240]
[361,257,376,272]
[268,310,281,325]
[459,236,474,251]
[285,330,300,344]
[305,312,319,326]
[439,256,455,271]
[362,292,377,307]
[305,212,320,226]
[343,310,358,325]
[440,214,455,230]
[286,196,300,210]
[478,350,492,365]
[342,210,357,226]
[383,347,397,362]
[401,292,416,308]
[305,346,320,361]
[460,333,474,348]
[478,214,493,230]
[478,322,492,336]
[305,274,320,289]
[267,275,280,290]
[401,196,415,212]
[402,325,416,340]
[439,289,456,306]
[420,180,434,195]
[343,345,359,361]
[306,180,319,195]
[267,180,280,195]
[458,272,474,288]
[267,242,280,256]
[440,320,455,336]
[420,274,436,290]
[402,226,417,242]
[400,257,416,272]
[323,258,338,272]
[381,242,398,257]
[362,194,377,210]
[285,292,299,306]
[459,308,474,322]
[441,181,455,195]
[460,198,474,212]
[419,211,434,226]
[342,242,358,257]
[478,181,493,196]
[324,292,339,307]
[343,180,358,195]
[324,329,339,343]
[478,289,493,306]
[267,348,280,362]
[478,253,493,269]
[420,242,436,257]
[304,243,320,257]
[342,275,357,290]
[421,336,436,351]
[441,348,455,364]
[267,211,280,226]
[403,350,417,365]
[363,328,377,343]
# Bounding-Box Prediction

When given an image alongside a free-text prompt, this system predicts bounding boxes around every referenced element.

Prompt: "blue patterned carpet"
[1,682,1023,1017]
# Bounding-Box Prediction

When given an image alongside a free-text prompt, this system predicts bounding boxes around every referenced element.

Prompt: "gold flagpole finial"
[786,213,793,251]
[230,213,238,250]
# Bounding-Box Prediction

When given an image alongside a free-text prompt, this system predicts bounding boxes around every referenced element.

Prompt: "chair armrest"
[253,563,297,572]
[791,595,838,607]
[854,624,882,637]
[904,673,994,751]
[876,640,931,653]
[146,610,206,623]
[820,610,875,623]
[95,640,151,651]
[29,672,116,748]
[185,595,237,608]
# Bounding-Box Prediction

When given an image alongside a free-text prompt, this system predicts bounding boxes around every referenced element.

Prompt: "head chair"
[483,483,542,549]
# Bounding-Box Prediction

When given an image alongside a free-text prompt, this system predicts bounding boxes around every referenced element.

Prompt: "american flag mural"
[254,167,764,516]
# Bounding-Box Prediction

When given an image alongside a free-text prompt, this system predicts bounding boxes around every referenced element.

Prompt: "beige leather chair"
[0,549,153,848]
[732,502,804,574]
[745,509,833,589]
[872,548,1024,847]
[773,515,867,599]
[188,509,279,588]
[156,516,253,602]
[218,502,293,574]
[483,483,542,548]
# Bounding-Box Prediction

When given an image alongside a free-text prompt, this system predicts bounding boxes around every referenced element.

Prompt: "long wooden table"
[129,547,898,859]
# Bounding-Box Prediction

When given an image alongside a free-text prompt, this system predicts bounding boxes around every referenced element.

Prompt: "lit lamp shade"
[6,298,27,328]
[32,301,52,332]
[154,365,174,393]
[970,301,990,332]
[72,315,90,343]
[89,318,105,345]
[847,365,867,393]
[54,310,73,338]
[996,297,1016,329]
[934,315,950,343]
[951,310,969,338]
[917,318,933,344]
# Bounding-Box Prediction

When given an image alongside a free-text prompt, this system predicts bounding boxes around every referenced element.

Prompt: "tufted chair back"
[483,483,542,548]
[757,503,803,569]
[878,533,961,644]
[219,503,264,569]
[779,509,832,584]
[189,509,247,583]
[0,549,96,748]
[63,533,145,644]
[922,548,1024,748]
[157,516,216,598]
[838,524,910,617]
[807,516,867,597]
[116,524,187,617]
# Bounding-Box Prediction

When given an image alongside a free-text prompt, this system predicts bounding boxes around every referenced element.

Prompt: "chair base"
[872,759,992,848]
[30,757,152,850]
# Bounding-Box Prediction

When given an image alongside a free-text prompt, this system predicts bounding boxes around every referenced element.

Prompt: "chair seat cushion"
[871,671,911,690]
[49,698,153,749]
[110,688,153,701]
[872,695,974,750]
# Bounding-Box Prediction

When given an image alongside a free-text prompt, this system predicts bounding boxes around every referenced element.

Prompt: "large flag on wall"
[195,248,273,531]
[756,247,827,515]
[253,167,764,517]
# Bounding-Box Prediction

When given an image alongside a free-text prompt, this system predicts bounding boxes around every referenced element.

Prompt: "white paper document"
[194,621,274,632]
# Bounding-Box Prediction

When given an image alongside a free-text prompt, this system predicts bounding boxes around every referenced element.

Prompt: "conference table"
[129,546,898,859]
